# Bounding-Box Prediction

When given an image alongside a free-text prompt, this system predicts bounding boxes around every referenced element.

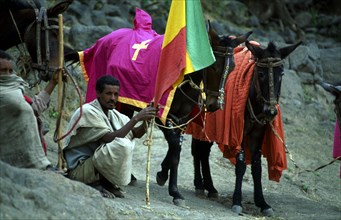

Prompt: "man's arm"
[100,106,156,143]
[31,74,58,114]
[132,120,148,139]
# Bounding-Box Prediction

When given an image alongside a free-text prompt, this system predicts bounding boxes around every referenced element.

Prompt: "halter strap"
[255,57,283,115]
[24,6,60,81]
[204,45,234,109]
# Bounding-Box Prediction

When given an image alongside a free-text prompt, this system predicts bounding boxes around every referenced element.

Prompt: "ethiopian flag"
[154,0,215,123]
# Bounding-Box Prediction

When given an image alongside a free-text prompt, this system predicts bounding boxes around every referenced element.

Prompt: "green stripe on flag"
[186,0,215,72]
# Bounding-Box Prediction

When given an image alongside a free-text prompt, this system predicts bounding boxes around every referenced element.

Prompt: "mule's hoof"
[232,205,243,214]
[173,198,186,207]
[207,192,219,199]
[262,208,274,217]
[195,189,205,197]
[156,172,167,186]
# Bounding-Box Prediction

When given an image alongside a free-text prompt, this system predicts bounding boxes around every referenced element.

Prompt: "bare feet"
[92,184,115,199]
[105,184,125,198]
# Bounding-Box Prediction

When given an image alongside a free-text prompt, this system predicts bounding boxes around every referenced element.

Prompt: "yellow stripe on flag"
[162,0,185,48]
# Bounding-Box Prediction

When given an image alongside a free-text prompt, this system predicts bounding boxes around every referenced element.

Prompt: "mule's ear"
[47,0,73,16]
[320,82,340,96]
[208,20,220,46]
[245,40,263,58]
[279,41,302,60]
[231,31,253,47]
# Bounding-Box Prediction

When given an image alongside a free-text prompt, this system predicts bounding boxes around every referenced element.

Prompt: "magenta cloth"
[333,120,341,178]
[80,8,169,118]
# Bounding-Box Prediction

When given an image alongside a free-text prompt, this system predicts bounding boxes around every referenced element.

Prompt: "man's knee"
[68,158,100,184]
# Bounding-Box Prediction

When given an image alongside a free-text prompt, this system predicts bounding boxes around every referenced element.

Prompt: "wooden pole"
[145,118,155,206]
[57,14,64,170]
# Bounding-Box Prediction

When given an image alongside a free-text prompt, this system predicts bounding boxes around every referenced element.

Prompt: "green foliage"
[309,8,320,26]
[140,0,170,18]
[302,184,309,193]
[49,107,59,119]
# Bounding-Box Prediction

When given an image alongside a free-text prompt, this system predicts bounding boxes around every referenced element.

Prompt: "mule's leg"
[198,140,218,198]
[168,134,185,205]
[232,150,246,214]
[157,124,185,205]
[156,121,175,186]
[251,149,273,216]
[191,138,205,196]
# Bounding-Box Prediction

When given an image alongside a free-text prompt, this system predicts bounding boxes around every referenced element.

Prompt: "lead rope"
[247,98,266,125]
[269,120,341,174]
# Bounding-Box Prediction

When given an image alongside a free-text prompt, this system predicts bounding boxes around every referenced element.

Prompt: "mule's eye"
[258,71,265,79]
[281,72,284,76]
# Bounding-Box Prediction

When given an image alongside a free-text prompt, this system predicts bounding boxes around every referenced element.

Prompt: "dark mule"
[191,40,301,216]
[142,29,252,206]
[65,25,252,205]
[0,0,73,82]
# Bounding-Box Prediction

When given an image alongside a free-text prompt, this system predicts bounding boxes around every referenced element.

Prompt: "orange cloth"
[186,46,287,182]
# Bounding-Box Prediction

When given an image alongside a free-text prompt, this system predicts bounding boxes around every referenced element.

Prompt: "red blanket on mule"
[186,46,287,182]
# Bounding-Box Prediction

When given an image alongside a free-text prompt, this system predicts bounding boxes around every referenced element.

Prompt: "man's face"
[0,58,14,75]
[97,84,120,111]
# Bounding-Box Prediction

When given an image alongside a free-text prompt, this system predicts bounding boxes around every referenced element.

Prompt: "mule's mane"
[267,41,277,53]
[0,0,42,11]
[219,35,233,46]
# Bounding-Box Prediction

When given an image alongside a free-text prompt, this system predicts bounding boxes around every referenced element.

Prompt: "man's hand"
[137,106,157,121]
[51,69,67,85]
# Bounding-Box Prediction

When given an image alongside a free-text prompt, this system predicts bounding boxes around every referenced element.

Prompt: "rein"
[269,120,341,174]
[177,77,203,105]
[157,77,204,131]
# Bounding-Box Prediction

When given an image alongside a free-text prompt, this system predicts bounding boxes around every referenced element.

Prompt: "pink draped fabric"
[80,8,169,117]
[333,120,341,178]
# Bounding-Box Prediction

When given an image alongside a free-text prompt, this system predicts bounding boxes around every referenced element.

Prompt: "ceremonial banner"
[153,0,215,123]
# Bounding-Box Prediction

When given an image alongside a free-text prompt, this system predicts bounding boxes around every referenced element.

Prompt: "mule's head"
[320,81,341,124]
[204,22,252,112]
[23,0,73,81]
[246,40,301,121]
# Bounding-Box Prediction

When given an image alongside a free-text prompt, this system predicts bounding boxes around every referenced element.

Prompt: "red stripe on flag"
[154,27,186,108]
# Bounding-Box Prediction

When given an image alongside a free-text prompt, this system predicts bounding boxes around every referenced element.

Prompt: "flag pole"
[57,14,64,170]
[145,118,155,206]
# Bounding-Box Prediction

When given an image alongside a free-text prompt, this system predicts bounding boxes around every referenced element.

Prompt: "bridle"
[25,6,60,80]
[248,57,284,125]
[9,3,60,83]
[169,43,234,125]
[204,45,234,110]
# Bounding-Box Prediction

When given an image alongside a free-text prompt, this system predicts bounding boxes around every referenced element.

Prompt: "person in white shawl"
[0,50,58,170]
[63,75,157,198]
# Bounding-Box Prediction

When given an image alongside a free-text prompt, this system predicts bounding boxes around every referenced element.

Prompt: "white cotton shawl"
[0,75,50,169]
[63,99,135,185]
